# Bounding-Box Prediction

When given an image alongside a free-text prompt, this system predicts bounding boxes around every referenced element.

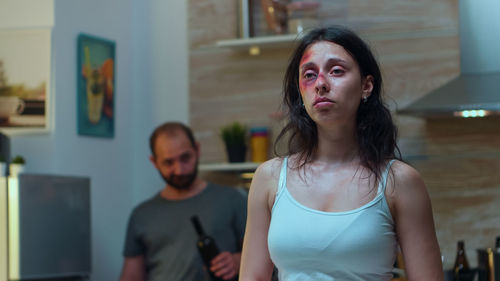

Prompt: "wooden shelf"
[215,28,459,49]
[199,162,260,172]
[215,33,302,50]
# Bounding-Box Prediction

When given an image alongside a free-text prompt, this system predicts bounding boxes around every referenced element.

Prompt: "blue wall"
[3,0,188,280]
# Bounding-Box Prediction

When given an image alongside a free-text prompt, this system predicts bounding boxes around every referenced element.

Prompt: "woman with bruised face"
[239,26,444,281]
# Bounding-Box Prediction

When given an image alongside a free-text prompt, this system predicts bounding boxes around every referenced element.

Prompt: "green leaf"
[11,155,25,164]
[220,122,247,146]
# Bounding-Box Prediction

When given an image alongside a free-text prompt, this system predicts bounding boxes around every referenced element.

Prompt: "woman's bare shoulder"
[253,157,284,183]
[248,157,286,210]
[389,160,425,188]
[386,159,429,207]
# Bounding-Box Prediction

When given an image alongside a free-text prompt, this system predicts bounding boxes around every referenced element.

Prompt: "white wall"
[1,0,188,280]
[0,0,53,28]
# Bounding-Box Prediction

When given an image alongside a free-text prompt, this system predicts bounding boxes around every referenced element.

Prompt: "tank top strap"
[277,157,288,195]
[377,159,396,195]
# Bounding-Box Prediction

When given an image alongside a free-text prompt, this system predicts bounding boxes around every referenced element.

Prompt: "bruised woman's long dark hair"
[274,25,401,183]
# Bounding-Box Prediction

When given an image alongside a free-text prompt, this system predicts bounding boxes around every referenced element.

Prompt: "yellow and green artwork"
[77,33,115,138]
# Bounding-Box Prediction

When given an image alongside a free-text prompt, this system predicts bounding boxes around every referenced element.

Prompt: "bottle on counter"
[250,127,269,163]
[190,216,224,281]
[454,240,473,281]
[495,236,500,252]
[495,236,500,281]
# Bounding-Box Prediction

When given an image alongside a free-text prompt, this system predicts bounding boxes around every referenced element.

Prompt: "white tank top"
[268,158,397,281]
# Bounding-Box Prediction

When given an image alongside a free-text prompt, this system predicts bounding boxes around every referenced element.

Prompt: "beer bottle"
[453,240,471,281]
[191,216,224,281]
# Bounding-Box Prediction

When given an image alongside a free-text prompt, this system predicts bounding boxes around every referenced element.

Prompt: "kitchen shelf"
[215,33,302,50]
[199,162,260,172]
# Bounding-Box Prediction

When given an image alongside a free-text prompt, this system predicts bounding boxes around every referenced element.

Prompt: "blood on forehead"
[300,51,313,66]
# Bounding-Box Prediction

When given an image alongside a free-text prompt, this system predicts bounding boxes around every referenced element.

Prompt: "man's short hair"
[149,122,196,156]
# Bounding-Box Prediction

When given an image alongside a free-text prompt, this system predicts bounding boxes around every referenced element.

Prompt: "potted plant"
[220,122,247,163]
[9,154,25,177]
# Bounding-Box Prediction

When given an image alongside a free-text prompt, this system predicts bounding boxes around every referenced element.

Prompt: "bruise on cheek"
[299,51,316,93]
[300,72,323,91]
[299,79,314,92]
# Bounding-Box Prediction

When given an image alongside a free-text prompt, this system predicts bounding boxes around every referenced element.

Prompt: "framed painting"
[77,33,115,138]
[0,28,52,135]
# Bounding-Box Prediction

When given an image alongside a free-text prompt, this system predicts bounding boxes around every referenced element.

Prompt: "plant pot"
[225,143,247,163]
[9,163,25,177]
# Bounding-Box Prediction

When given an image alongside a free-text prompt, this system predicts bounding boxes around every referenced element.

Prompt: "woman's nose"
[315,75,330,94]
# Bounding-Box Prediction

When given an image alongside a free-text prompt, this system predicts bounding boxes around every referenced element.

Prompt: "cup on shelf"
[0,96,25,123]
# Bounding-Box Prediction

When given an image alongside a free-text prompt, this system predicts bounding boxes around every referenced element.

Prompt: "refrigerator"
[0,174,91,281]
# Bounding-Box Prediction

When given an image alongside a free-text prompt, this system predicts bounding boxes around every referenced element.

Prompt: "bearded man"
[120,122,247,281]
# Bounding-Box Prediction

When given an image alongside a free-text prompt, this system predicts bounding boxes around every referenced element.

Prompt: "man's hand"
[210,252,241,280]
[119,256,145,281]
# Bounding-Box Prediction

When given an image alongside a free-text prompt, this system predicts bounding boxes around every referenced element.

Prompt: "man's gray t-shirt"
[123,183,247,281]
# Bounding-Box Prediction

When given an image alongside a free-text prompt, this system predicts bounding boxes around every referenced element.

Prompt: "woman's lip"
[313,98,334,106]
[313,101,334,108]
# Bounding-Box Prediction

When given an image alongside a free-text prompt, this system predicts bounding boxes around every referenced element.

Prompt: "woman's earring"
[363,96,368,103]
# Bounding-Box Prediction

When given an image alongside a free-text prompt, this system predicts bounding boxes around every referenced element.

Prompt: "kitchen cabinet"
[1,174,91,281]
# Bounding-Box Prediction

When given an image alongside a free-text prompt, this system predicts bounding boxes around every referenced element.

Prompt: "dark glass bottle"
[495,236,500,251]
[190,216,224,281]
[454,240,472,281]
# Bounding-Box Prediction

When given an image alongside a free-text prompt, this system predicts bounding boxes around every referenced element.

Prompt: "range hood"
[397,0,500,118]
[397,72,500,117]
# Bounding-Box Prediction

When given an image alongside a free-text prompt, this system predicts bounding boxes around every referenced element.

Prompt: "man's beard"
[160,165,198,191]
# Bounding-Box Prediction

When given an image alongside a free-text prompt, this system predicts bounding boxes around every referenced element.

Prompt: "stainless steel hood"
[397,0,500,118]
[397,71,500,117]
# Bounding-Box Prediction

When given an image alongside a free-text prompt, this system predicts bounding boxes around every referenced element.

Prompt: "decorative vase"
[9,163,25,177]
[225,143,247,163]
